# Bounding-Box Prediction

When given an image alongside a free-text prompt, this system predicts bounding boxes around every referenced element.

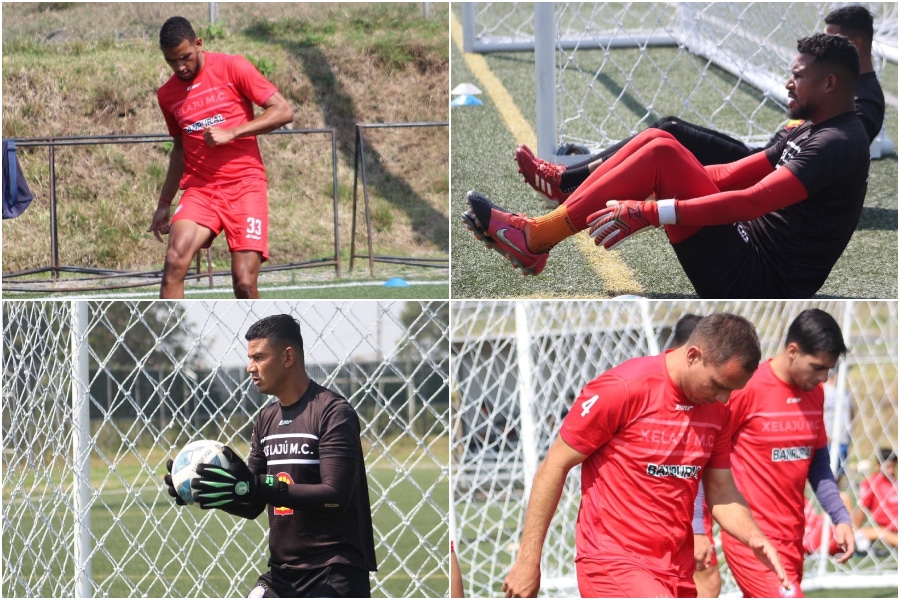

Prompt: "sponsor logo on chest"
[771,445,813,462]
[646,463,702,479]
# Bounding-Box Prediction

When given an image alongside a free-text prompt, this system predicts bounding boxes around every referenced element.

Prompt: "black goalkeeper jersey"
[751,111,870,297]
[247,380,377,573]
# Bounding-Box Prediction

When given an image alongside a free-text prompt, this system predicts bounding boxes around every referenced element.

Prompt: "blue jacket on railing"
[3,139,35,219]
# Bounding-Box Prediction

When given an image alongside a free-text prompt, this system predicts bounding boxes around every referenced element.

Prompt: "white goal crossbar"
[461,2,897,160]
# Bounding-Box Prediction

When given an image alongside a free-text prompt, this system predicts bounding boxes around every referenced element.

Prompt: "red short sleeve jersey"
[560,352,731,578]
[859,472,898,532]
[157,52,278,188]
[727,360,828,542]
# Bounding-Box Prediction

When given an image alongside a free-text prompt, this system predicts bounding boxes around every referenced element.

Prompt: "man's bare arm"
[148,138,184,242]
[704,467,790,589]
[203,92,294,146]
[503,436,587,598]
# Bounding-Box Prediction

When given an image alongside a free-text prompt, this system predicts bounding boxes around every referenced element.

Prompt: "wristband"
[657,198,677,225]
[158,197,173,206]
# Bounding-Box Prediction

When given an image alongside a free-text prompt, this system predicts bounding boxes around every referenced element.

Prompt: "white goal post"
[461,2,897,160]
[2,300,449,598]
[451,300,898,598]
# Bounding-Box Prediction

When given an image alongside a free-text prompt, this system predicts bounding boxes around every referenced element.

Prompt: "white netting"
[2,300,449,598]
[451,300,898,598]
[463,2,897,152]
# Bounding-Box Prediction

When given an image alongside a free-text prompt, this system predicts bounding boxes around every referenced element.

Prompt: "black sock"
[560,165,590,194]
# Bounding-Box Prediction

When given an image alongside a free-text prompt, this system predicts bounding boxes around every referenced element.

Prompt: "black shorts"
[249,564,371,598]
[671,223,782,298]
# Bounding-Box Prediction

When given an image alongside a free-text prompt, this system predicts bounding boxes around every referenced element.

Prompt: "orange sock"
[526,206,579,252]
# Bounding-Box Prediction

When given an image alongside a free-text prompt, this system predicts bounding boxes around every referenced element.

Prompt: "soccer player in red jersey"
[149,17,294,299]
[462,34,869,298]
[722,309,854,597]
[852,448,898,551]
[502,314,789,598]
[668,314,722,599]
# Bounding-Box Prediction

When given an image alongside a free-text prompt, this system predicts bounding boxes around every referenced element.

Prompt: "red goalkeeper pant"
[562,128,717,244]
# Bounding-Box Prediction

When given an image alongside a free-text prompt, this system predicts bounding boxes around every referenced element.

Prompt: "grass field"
[3,441,448,598]
[449,10,899,299]
[1,270,450,299]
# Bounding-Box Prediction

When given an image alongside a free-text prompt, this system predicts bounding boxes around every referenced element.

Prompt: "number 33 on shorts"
[246,217,263,239]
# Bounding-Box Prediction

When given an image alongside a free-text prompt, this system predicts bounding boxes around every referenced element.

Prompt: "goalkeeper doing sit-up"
[462,33,870,299]
[514,5,884,208]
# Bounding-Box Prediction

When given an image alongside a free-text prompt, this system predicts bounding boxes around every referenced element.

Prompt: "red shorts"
[722,531,804,598]
[576,558,696,598]
[173,178,269,260]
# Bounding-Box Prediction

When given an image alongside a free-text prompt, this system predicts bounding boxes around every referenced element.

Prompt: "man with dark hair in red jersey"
[150,16,294,299]
[719,309,854,597]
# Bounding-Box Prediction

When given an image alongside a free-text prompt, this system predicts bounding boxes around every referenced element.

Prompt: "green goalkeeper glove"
[163,459,187,506]
[191,446,287,510]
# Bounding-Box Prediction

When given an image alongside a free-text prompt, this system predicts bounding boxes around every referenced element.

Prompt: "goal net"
[461,2,897,159]
[2,300,449,598]
[451,300,898,598]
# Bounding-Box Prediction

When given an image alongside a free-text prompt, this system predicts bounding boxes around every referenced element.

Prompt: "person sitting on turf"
[852,448,898,553]
[462,34,870,298]
[515,5,885,207]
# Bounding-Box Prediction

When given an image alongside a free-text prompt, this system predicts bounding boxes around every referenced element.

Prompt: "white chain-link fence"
[461,2,897,155]
[451,300,898,597]
[3,300,449,598]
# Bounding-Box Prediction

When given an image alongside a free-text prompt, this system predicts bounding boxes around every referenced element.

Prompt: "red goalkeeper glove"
[588,199,678,249]
[587,200,662,250]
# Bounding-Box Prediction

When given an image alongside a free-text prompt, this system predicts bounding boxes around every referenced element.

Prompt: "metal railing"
[350,121,450,276]
[2,129,340,293]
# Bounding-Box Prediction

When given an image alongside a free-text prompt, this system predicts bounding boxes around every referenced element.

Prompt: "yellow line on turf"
[450,12,643,296]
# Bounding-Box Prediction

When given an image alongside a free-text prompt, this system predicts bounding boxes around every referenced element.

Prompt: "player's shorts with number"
[173,177,269,260]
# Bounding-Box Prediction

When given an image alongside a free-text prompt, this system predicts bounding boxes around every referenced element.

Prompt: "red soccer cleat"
[461,190,548,276]
[515,144,570,208]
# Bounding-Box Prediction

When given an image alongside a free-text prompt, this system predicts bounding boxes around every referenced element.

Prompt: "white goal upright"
[451,300,898,598]
[2,300,449,598]
[461,2,897,160]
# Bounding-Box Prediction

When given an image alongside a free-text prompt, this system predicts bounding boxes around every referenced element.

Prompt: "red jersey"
[727,360,828,543]
[859,471,898,532]
[560,352,731,578]
[157,52,277,188]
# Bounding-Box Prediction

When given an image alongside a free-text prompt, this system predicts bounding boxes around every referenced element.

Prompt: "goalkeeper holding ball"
[164,315,377,597]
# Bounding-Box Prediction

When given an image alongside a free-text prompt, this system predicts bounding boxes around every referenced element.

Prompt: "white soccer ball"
[170,439,230,506]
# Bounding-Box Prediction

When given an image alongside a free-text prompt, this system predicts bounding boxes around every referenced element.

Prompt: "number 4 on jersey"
[580,395,599,417]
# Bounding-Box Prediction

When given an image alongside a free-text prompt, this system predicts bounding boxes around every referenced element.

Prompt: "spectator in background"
[823,368,855,485]
[853,448,898,552]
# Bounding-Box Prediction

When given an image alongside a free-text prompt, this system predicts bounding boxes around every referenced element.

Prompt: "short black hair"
[785,308,847,358]
[797,32,860,83]
[159,16,196,49]
[878,448,897,464]
[825,5,875,44]
[670,314,702,349]
[245,314,305,355]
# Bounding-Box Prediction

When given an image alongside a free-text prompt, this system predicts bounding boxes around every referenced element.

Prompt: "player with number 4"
[164,315,377,597]
[502,313,790,598]
[150,16,294,299]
